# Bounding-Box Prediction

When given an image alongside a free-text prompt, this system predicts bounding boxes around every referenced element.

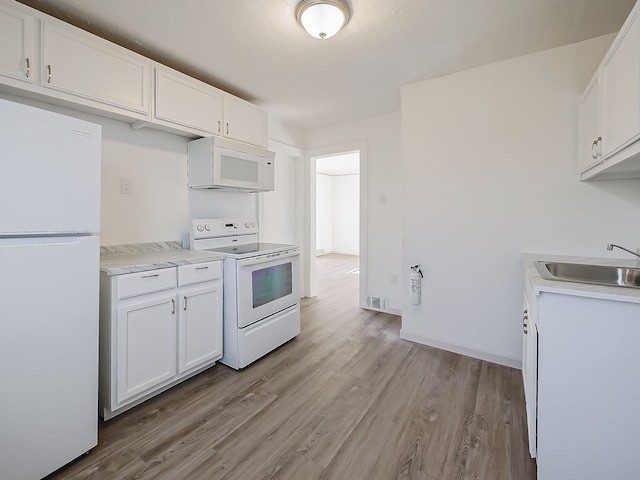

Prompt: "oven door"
[235,250,300,328]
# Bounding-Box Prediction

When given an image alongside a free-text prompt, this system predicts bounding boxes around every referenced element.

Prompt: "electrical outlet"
[120,177,132,195]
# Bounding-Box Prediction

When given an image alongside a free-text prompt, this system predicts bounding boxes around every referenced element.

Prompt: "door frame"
[301,140,367,308]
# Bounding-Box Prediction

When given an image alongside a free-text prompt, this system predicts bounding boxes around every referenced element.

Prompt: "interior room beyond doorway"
[315,152,360,301]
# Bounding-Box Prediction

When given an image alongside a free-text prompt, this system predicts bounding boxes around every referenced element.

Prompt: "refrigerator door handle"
[0,235,95,248]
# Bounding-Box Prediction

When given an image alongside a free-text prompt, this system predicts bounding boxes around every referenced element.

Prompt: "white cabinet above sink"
[580,3,640,180]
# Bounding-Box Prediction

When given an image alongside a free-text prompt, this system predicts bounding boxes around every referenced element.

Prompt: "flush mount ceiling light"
[295,0,351,40]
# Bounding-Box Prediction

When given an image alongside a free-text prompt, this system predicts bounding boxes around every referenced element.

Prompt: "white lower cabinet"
[521,291,537,459]
[99,261,223,420]
[524,273,640,479]
[178,282,223,374]
[116,293,177,404]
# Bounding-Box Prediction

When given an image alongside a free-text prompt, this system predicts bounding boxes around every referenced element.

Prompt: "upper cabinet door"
[0,2,36,84]
[601,7,640,159]
[154,65,223,135]
[223,95,268,148]
[41,21,150,117]
[578,71,602,173]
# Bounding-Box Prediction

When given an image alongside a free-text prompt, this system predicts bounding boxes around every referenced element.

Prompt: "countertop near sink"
[523,253,640,304]
[100,241,224,276]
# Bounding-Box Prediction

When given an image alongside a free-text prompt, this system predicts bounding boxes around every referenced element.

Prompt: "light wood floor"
[47,253,536,480]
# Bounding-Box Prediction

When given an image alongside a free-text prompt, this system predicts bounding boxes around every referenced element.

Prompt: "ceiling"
[18,0,636,132]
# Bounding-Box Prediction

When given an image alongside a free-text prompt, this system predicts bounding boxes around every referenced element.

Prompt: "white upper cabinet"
[581,3,640,180]
[0,0,268,142]
[600,7,640,159]
[578,71,602,174]
[153,64,223,135]
[223,94,269,148]
[0,2,35,85]
[40,20,151,119]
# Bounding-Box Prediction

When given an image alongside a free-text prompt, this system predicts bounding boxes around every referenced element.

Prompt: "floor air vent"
[366,295,387,312]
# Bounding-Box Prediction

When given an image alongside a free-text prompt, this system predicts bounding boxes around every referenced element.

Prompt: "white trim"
[399,329,522,369]
[305,141,367,308]
[257,144,301,247]
[268,139,303,158]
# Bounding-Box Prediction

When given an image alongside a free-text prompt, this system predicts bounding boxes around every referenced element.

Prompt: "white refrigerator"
[0,98,101,479]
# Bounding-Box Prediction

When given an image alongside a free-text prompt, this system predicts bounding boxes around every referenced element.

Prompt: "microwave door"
[214,147,264,191]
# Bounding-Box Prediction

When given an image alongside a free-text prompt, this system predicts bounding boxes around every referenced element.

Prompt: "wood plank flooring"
[46,253,536,480]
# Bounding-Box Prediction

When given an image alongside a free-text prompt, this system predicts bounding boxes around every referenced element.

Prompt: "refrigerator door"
[0,98,101,236]
[0,235,99,480]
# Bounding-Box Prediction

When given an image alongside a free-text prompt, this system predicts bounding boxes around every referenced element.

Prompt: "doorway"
[302,141,367,307]
[315,152,360,298]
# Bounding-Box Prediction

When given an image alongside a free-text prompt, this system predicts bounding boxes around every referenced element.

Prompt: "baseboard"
[399,329,521,369]
[330,250,359,256]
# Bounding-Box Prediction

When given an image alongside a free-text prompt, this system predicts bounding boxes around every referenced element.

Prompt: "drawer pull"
[183,296,188,311]
[171,299,175,314]
[142,274,160,279]
[195,266,209,271]
[25,57,30,78]
[47,64,52,83]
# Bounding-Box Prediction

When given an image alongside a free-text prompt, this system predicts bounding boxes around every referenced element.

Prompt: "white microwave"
[188,136,275,192]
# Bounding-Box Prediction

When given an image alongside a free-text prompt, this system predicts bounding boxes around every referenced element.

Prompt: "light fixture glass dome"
[296,0,351,40]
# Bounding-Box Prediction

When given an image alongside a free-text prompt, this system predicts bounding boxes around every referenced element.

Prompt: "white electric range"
[191,218,300,369]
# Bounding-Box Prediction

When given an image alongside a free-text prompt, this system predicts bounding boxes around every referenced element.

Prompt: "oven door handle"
[238,249,299,266]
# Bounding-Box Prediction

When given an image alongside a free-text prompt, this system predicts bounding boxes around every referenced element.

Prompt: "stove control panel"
[192,218,258,239]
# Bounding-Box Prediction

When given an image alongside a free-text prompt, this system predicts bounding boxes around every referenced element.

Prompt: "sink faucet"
[606,243,640,259]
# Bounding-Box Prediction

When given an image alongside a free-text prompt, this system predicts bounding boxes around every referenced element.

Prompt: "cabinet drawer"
[178,261,222,286]
[117,267,177,299]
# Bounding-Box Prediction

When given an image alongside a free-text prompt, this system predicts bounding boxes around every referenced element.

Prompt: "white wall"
[316,173,333,253]
[315,173,360,255]
[332,174,359,255]
[400,35,640,367]
[260,152,297,245]
[306,111,403,313]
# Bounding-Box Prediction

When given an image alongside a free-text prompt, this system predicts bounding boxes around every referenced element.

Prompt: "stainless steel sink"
[534,261,640,289]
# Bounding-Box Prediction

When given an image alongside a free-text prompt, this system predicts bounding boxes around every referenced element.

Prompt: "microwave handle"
[238,249,300,266]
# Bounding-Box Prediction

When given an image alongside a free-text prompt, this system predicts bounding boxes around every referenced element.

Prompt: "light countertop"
[100,241,224,276]
[523,252,640,304]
